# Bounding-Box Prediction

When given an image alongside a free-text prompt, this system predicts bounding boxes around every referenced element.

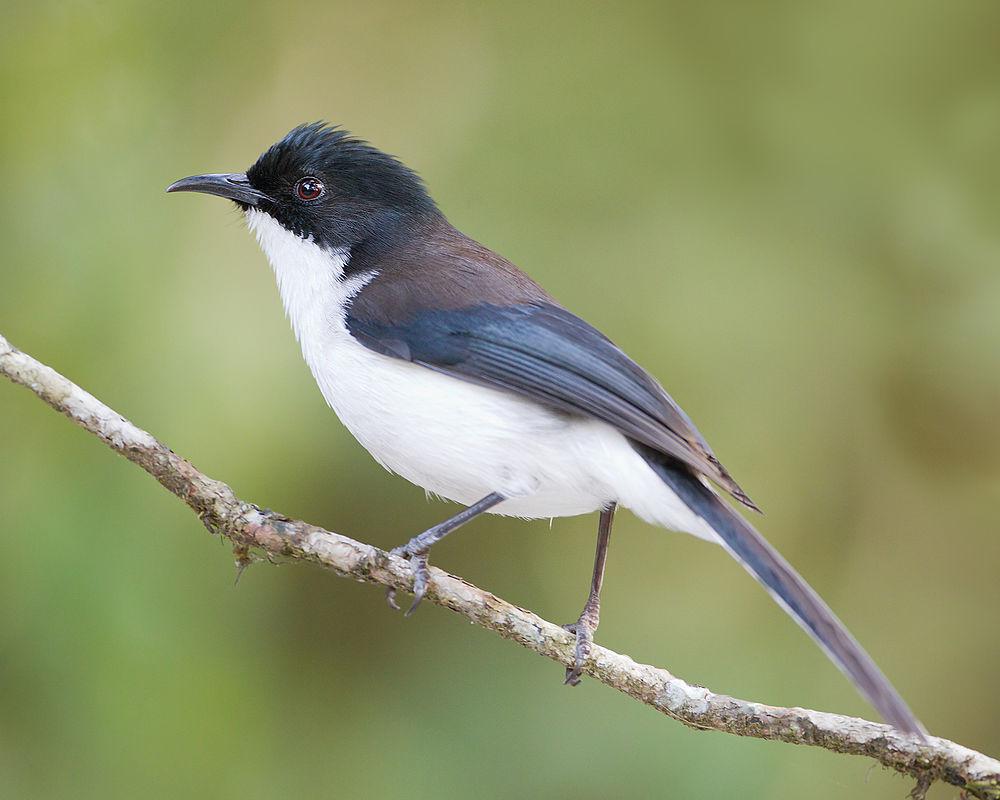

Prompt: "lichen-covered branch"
[1,331,997,799]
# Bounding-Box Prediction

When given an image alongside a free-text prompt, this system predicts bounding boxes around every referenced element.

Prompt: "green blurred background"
[2,1,998,797]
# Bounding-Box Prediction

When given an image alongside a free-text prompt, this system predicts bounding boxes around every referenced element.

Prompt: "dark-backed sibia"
[168,123,926,738]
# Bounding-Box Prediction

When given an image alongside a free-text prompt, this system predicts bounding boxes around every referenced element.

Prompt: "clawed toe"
[381,494,507,617]
[384,546,407,610]
[563,619,595,686]
[385,547,430,616]
[405,553,429,616]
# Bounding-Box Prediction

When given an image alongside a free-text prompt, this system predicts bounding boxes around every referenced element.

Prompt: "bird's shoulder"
[348,218,552,326]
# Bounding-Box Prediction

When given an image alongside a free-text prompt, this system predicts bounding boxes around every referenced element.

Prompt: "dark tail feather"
[646,455,926,738]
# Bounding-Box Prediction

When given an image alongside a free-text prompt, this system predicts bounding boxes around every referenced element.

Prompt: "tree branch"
[2,331,997,799]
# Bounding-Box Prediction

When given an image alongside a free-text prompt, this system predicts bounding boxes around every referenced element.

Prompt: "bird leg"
[385,492,505,616]
[564,503,616,686]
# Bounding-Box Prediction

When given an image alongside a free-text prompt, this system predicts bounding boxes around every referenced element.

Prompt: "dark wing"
[347,300,758,511]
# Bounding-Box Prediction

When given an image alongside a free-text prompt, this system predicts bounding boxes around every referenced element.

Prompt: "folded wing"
[347,301,758,511]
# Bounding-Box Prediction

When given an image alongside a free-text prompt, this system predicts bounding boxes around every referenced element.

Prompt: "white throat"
[244,208,374,381]
[245,208,359,332]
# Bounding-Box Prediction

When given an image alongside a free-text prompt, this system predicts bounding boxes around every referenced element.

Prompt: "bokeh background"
[2,2,999,797]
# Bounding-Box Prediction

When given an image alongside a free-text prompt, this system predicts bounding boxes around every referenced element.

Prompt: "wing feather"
[348,301,758,510]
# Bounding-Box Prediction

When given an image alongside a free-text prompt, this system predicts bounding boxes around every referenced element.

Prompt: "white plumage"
[246,208,717,541]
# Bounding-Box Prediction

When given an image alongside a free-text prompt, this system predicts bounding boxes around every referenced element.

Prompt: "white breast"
[245,208,715,539]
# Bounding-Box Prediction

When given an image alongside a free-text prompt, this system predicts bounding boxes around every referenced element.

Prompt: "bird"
[167,122,925,737]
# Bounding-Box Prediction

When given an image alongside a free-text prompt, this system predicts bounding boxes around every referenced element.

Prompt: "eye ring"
[295,176,324,201]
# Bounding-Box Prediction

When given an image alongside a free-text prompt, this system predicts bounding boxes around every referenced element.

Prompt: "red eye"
[295,177,324,201]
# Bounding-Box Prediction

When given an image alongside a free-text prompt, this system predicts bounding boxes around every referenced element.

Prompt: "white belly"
[313,333,618,517]
[305,326,714,539]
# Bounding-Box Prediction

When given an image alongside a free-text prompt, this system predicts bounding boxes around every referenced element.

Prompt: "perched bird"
[168,123,925,736]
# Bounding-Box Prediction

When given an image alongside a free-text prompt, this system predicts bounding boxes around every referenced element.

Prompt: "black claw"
[385,547,429,616]
[405,554,429,617]
[563,619,594,685]
[381,494,506,617]
[385,547,408,611]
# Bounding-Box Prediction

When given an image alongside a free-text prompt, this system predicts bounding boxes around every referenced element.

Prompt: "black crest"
[246,123,439,250]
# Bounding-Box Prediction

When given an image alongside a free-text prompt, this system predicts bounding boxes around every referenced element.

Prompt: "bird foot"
[385,548,430,616]
[563,615,597,686]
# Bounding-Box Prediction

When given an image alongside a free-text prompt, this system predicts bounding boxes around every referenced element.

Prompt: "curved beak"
[166,172,270,207]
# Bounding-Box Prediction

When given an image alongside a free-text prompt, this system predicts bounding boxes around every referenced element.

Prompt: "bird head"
[167,122,438,252]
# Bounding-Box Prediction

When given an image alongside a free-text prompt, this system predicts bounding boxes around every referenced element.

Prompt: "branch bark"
[2,331,997,799]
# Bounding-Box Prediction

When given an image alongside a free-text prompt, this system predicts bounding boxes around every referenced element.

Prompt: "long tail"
[644,453,926,738]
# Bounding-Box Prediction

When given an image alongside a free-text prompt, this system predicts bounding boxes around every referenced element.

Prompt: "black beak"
[166,172,270,207]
